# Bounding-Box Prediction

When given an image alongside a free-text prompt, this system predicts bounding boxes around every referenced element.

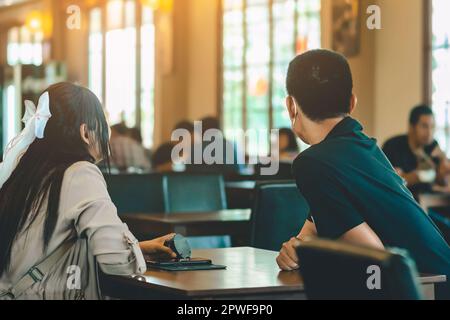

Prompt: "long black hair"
[0,82,110,276]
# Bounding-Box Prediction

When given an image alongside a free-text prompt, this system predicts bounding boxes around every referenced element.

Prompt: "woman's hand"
[139,234,178,261]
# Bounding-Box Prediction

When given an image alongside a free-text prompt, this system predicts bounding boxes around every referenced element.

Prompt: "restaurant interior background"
[0,0,449,302]
[0,0,449,159]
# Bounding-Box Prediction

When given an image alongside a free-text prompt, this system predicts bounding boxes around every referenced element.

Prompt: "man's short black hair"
[409,105,434,126]
[286,49,353,121]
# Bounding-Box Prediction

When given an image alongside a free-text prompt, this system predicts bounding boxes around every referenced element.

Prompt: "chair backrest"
[251,182,309,251]
[163,174,227,213]
[254,161,294,181]
[104,174,164,214]
[297,238,423,300]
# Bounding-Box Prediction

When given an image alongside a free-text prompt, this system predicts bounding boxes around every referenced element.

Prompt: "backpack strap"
[0,239,75,300]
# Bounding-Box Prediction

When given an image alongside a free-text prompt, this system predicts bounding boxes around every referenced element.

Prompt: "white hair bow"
[0,92,52,189]
[23,92,52,139]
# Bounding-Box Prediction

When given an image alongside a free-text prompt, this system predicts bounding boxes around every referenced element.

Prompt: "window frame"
[218,0,322,149]
[6,25,44,67]
[424,0,432,106]
[426,0,450,155]
[87,0,156,148]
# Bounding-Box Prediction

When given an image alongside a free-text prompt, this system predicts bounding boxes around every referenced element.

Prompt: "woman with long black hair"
[0,82,176,300]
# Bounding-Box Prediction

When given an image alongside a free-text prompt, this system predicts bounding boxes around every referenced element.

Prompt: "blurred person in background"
[152,142,175,173]
[279,128,300,161]
[383,105,450,195]
[110,123,151,172]
[128,127,152,162]
[186,116,242,176]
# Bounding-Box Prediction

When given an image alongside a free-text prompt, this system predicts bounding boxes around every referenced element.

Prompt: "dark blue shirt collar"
[325,117,363,140]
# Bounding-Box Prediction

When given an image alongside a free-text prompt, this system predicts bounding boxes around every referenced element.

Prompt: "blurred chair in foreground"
[297,238,423,300]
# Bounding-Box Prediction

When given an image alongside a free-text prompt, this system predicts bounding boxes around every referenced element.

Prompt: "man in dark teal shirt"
[276,49,449,298]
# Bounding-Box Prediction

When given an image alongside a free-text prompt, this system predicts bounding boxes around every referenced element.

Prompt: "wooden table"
[421,274,448,300]
[100,247,306,300]
[121,209,252,246]
[100,247,445,300]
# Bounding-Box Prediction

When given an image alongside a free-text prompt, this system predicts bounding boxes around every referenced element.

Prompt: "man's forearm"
[296,220,318,241]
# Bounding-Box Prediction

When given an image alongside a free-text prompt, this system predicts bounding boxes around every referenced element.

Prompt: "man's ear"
[349,94,358,114]
[286,96,296,120]
[80,124,90,145]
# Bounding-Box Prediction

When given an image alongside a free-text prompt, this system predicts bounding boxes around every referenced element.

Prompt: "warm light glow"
[250,76,269,97]
[159,0,173,12]
[25,11,42,32]
[141,0,173,12]
[29,18,41,30]
[24,10,52,39]
[85,0,100,7]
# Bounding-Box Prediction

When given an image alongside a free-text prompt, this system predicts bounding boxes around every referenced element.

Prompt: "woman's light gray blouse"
[0,161,147,300]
